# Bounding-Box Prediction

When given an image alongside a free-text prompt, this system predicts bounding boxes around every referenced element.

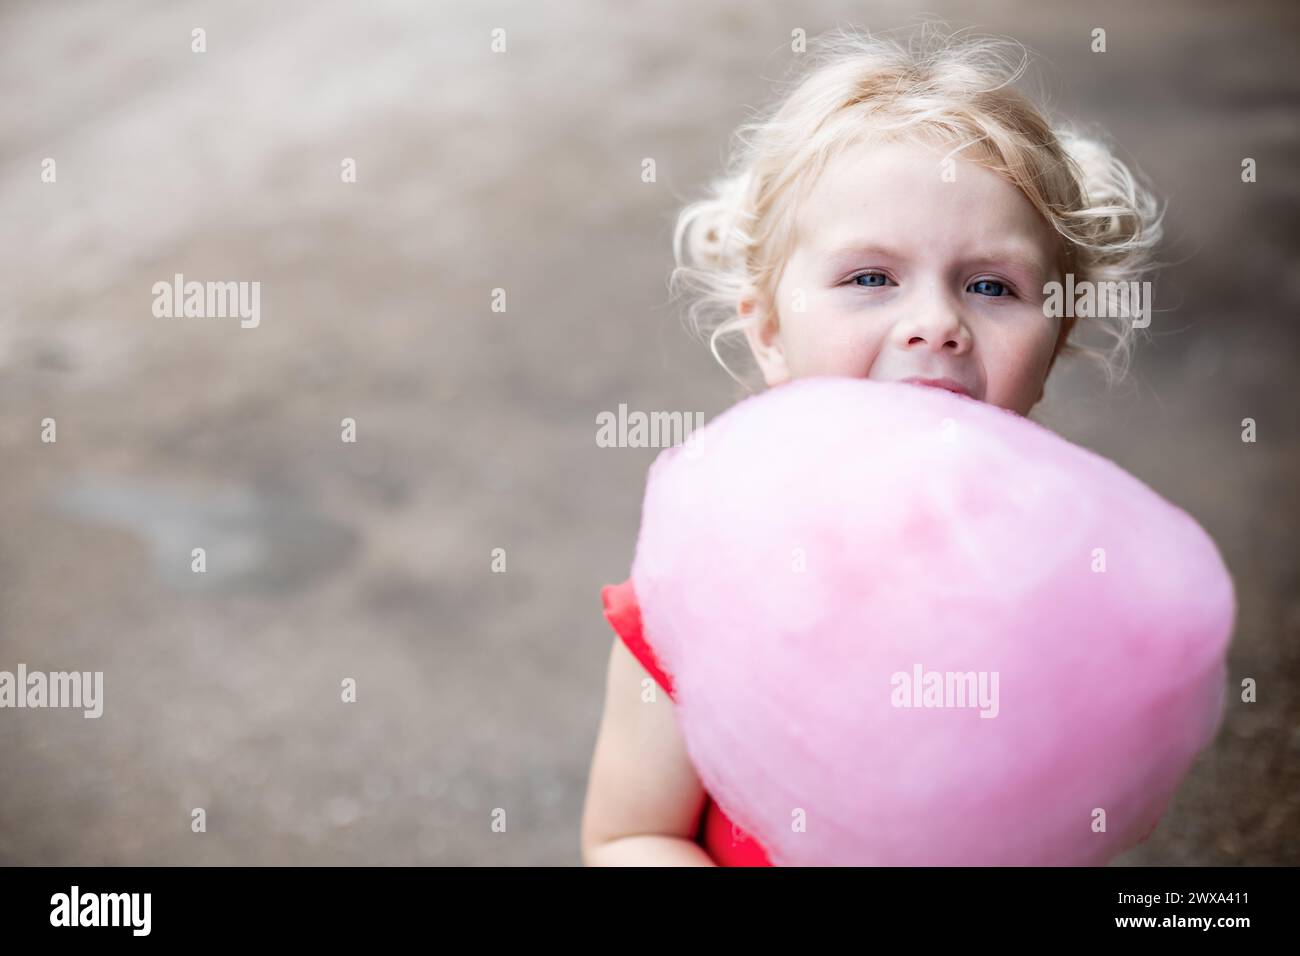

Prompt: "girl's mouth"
[900,376,974,399]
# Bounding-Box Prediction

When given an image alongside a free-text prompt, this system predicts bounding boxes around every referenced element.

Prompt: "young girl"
[580,25,1161,866]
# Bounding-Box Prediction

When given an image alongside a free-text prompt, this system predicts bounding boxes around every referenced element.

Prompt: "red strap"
[601,578,676,700]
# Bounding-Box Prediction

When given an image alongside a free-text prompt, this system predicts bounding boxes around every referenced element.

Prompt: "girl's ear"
[739,283,791,386]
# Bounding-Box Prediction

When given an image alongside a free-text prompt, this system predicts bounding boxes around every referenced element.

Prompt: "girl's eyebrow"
[821,238,1050,279]
[960,248,1052,281]
[820,240,904,266]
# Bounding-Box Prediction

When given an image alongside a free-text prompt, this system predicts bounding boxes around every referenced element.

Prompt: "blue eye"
[852,272,893,288]
[968,278,1011,297]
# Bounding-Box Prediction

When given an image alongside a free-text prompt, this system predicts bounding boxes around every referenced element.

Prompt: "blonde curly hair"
[670,24,1164,390]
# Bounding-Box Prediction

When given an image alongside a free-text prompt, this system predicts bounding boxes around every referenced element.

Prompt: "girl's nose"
[895,298,971,353]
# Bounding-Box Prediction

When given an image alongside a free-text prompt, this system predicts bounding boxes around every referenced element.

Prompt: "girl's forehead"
[810,138,1005,205]
[795,141,1058,262]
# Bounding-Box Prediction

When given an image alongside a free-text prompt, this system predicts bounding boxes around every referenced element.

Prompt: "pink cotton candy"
[630,376,1235,866]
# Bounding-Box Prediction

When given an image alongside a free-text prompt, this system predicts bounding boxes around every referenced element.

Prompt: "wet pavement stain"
[52,478,358,596]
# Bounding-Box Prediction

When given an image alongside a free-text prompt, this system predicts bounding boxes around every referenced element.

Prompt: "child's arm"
[580,636,717,866]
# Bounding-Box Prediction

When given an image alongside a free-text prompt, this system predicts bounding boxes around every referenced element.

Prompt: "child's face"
[741,139,1065,415]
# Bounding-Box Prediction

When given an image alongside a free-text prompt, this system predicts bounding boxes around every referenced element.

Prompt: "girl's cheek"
[817,335,877,377]
[789,308,883,376]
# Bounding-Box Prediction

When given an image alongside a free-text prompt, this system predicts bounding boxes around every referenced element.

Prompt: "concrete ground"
[0,0,1296,864]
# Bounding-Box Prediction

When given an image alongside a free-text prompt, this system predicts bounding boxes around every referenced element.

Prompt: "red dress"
[601,578,774,866]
